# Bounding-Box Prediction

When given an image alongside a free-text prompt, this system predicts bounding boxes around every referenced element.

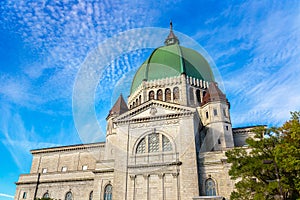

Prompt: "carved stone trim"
[128,161,182,169]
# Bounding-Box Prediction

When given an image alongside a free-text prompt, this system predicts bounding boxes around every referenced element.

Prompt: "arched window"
[136,133,172,154]
[162,135,172,151]
[157,89,163,101]
[65,191,72,200]
[136,138,146,154]
[205,179,216,196]
[43,192,49,198]
[133,102,135,108]
[104,184,112,200]
[149,90,154,100]
[196,89,201,103]
[89,191,93,200]
[165,88,171,102]
[139,95,141,105]
[173,87,179,101]
[148,133,159,152]
[136,98,139,106]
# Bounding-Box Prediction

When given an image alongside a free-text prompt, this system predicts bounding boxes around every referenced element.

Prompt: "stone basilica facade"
[15,24,254,200]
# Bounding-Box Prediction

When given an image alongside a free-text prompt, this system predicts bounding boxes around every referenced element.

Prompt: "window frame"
[104,184,112,200]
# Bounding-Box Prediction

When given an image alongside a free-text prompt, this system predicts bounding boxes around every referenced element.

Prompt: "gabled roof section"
[107,94,128,119]
[201,82,227,106]
[114,100,196,123]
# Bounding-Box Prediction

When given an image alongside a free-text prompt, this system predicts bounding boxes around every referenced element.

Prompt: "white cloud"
[193,1,300,127]
[0,193,14,199]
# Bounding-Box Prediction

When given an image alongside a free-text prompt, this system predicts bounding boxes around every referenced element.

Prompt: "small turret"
[199,82,234,152]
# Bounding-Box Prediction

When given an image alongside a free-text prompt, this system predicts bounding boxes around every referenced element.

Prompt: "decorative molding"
[16,178,94,185]
[31,142,105,154]
[129,175,136,180]
[93,169,114,174]
[128,161,182,169]
[129,119,179,129]
[115,100,195,123]
[172,172,179,177]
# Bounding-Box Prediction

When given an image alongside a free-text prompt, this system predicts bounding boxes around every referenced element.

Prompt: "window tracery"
[136,133,172,154]
[148,133,159,152]
[136,138,146,154]
[162,135,172,151]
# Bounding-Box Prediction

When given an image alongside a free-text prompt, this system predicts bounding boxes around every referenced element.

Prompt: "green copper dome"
[130,23,215,94]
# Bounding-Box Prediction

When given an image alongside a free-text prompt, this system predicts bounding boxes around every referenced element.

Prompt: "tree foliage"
[226,112,300,200]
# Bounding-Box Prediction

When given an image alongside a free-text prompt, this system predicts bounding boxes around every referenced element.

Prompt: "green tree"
[226,112,300,200]
[275,111,300,199]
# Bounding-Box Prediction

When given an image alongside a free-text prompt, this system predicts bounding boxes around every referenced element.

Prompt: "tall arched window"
[165,88,171,102]
[149,90,154,100]
[157,89,163,101]
[89,191,93,200]
[104,184,112,200]
[173,87,179,101]
[138,95,141,105]
[65,191,72,200]
[205,179,216,196]
[43,192,49,198]
[196,89,201,103]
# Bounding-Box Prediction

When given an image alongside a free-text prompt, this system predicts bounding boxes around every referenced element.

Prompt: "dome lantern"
[164,21,179,46]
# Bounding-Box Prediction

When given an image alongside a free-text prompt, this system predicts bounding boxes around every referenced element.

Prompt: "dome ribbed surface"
[130,44,215,94]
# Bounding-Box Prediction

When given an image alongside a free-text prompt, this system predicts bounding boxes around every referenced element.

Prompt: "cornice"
[31,142,105,154]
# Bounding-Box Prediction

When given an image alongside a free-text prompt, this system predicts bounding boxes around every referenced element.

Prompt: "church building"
[15,23,254,200]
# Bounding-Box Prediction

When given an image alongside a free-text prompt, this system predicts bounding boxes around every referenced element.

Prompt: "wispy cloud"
[194,1,300,126]
[0,193,14,199]
[0,104,79,172]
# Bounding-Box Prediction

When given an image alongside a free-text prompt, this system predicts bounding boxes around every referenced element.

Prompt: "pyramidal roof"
[201,82,228,106]
[164,21,179,46]
[107,94,128,119]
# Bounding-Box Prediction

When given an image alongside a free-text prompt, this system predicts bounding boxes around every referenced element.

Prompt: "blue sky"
[0,0,300,199]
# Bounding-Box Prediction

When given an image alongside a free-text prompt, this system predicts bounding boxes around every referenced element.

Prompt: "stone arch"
[133,131,176,155]
[165,88,171,102]
[65,191,73,200]
[157,89,163,101]
[203,177,218,196]
[89,191,93,200]
[149,90,155,100]
[173,87,179,101]
[103,184,112,200]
